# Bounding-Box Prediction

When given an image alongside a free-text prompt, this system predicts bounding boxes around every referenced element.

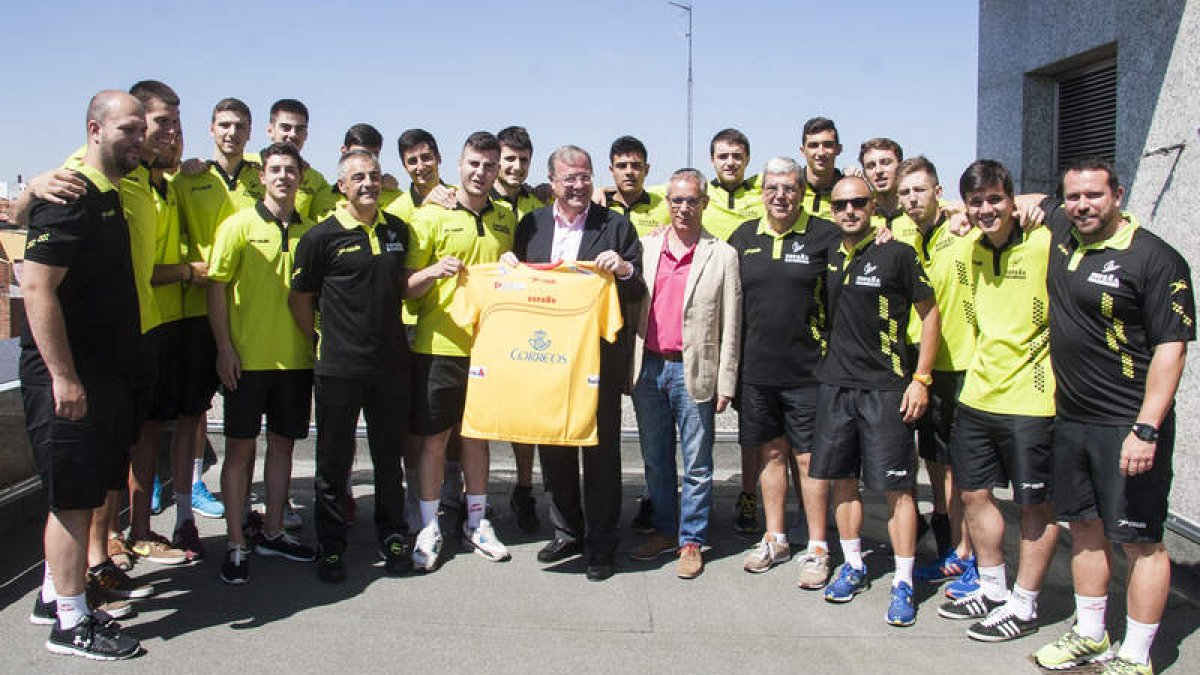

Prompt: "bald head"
[87,90,143,127]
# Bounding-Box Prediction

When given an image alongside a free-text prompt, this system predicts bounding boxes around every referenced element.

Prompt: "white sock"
[41,564,56,603]
[1117,616,1158,666]
[978,563,1008,601]
[893,555,915,587]
[770,532,788,545]
[56,593,87,629]
[1008,584,1039,621]
[419,500,440,530]
[465,494,486,530]
[175,493,193,529]
[192,458,204,486]
[840,538,863,569]
[1074,594,1108,642]
[807,539,828,555]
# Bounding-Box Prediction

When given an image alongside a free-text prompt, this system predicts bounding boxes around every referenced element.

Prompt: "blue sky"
[2,1,978,196]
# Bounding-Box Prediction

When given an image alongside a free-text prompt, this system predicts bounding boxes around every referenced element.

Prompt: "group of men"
[14,81,1192,675]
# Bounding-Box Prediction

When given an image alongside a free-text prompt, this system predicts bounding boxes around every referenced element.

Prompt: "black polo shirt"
[728,214,839,386]
[1043,198,1196,423]
[291,205,410,378]
[20,165,140,382]
[815,236,934,390]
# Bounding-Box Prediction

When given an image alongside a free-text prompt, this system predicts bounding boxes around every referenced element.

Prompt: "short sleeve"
[597,269,624,343]
[206,214,245,283]
[290,227,325,293]
[1142,244,1196,346]
[23,197,88,267]
[407,208,437,270]
[902,245,934,303]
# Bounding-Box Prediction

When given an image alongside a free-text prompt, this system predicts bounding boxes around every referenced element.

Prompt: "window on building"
[1056,59,1117,173]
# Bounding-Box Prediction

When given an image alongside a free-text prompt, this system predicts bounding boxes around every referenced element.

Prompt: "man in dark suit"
[511,145,644,581]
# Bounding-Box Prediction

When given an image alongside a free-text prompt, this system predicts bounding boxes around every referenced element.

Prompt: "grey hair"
[338,147,380,179]
[763,156,803,179]
[547,145,592,179]
[668,168,708,195]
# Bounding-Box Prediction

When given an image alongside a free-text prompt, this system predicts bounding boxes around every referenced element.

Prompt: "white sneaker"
[463,518,511,562]
[743,535,792,573]
[412,521,443,572]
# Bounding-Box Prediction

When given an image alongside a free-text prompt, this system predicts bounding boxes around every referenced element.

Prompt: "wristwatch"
[912,372,933,386]
[1131,423,1159,442]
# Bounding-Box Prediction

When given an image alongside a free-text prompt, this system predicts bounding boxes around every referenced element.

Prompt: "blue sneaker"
[191,481,225,519]
[945,561,980,599]
[150,476,164,515]
[823,562,869,603]
[915,550,974,583]
[887,581,917,626]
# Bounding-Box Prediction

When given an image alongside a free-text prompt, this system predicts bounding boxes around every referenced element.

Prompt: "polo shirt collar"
[332,202,385,231]
[454,198,495,217]
[74,162,116,193]
[710,177,755,195]
[756,211,812,239]
[838,227,877,258]
[409,180,446,207]
[490,184,532,204]
[255,201,298,226]
[606,190,652,209]
[1072,212,1139,252]
[979,222,1025,252]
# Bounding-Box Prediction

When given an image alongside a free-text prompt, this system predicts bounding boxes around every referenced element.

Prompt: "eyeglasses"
[763,184,799,196]
[668,196,704,207]
[555,173,592,187]
[831,197,871,211]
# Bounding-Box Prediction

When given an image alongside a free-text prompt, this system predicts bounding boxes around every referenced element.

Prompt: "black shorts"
[737,382,817,452]
[916,369,964,464]
[948,405,1053,504]
[146,320,183,421]
[222,370,314,440]
[1053,415,1174,545]
[23,377,134,511]
[410,353,469,435]
[178,316,220,416]
[130,328,161,438]
[810,384,916,491]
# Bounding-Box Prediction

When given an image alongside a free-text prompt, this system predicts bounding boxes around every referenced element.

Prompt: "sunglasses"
[831,197,871,211]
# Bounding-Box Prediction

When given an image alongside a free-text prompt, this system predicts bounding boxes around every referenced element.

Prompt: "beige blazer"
[630,229,742,402]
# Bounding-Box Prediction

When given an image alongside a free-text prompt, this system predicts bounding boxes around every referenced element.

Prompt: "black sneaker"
[734,492,760,534]
[45,614,140,661]
[509,485,540,534]
[32,590,133,625]
[966,604,1039,642]
[88,560,154,599]
[379,534,414,575]
[937,590,1004,620]
[630,496,654,534]
[317,552,347,583]
[30,594,57,625]
[255,531,317,562]
[219,547,250,586]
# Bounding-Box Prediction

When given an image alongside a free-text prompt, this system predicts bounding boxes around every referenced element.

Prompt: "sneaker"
[734,491,759,534]
[379,534,413,575]
[509,485,540,534]
[886,581,917,626]
[219,546,250,585]
[255,531,317,562]
[129,531,187,565]
[1033,628,1113,670]
[463,519,511,562]
[30,594,57,625]
[823,562,869,603]
[150,476,164,515]
[944,562,980,599]
[796,548,832,589]
[107,535,135,572]
[87,560,154,599]
[316,552,346,583]
[283,505,303,531]
[743,536,792,573]
[191,481,224,519]
[45,614,140,660]
[172,519,205,562]
[1100,656,1153,675]
[967,603,1038,642]
[412,521,443,572]
[630,495,654,534]
[676,543,703,579]
[629,532,677,561]
[914,550,974,583]
[938,590,1003,620]
[30,592,132,626]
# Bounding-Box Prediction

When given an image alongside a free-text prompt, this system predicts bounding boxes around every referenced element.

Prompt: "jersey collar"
[606,190,652,209]
[837,227,877,260]
[332,202,385,231]
[978,221,1025,252]
[1071,212,1139,252]
[756,211,812,238]
[74,162,116,193]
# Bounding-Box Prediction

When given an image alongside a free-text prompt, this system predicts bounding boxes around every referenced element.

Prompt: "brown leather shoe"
[629,532,676,561]
[676,543,703,579]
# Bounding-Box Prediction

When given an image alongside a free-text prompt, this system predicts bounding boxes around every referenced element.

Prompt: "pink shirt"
[646,240,694,355]
[551,202,588,262]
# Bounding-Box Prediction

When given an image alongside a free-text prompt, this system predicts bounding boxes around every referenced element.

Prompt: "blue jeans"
[631,352,715,547]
